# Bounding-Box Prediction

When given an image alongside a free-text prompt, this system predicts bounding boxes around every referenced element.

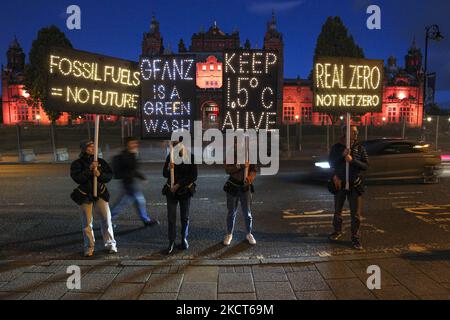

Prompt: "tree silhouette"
[314,16,364,59]
[24,25,72,122]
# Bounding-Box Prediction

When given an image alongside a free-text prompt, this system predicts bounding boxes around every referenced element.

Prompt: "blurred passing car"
[312,139,443,183]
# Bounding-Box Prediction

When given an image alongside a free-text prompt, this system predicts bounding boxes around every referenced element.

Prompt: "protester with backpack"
[111,136,159,227]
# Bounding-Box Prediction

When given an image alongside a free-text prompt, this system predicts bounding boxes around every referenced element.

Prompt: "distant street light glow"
[315,161,331,169]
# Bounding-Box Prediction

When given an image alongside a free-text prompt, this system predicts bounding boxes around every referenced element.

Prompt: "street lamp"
[424,25,444,112]
[294,114,301,152]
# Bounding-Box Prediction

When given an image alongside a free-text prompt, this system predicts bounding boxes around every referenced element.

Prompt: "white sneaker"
[246,233,256,245]
[107,246,118,254]
[223,234,233,246]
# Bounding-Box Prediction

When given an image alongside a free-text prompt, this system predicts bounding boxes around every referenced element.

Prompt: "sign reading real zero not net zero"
[47,47,140,116]
[313,57,384,113]
[222,49,279,131]
[140,55,196,139]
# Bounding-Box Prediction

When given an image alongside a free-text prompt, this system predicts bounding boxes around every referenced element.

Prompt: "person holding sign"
[328,126,369,250]
[162,137,198,255]
[70,141,117,257]
[223,139,258,246]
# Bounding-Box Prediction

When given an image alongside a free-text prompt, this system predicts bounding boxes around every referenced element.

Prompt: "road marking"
[388,191,423,195]
[289,221,334,226]
[392,201,424,209]
[403,204,450,215]
[297,199,333,203]
[283,208,350,219]
[375,196,413,200]
[318,252,332,257]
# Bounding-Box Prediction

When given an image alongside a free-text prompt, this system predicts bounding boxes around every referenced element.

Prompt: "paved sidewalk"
[1,255,450,300]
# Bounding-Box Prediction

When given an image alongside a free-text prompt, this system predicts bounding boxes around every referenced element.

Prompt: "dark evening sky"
[1,0,449,107]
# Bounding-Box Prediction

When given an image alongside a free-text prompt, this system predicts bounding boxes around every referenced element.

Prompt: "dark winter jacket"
[329,141,369,185]
[70,153,113,204]
[114,150,146,189]
[163,155,198,189]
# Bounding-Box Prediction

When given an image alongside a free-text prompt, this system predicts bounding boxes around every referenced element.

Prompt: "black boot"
[180,221,189,250]
[143,219,160,227]
[166,242,175,255]
[180,238,189,250]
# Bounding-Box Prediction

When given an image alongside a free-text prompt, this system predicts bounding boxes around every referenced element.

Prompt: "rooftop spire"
[411,35,417,49]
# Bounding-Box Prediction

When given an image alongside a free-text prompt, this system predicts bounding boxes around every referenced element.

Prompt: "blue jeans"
[226,189,253,234]
[111,184,152,222]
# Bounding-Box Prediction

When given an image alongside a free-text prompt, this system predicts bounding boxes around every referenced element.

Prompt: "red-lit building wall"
[1,82,118,125]
[1,80,70,125]
[282,83,424,127]
[196,56,223,89]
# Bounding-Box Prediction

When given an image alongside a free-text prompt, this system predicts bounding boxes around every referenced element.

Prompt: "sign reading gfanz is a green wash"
[312,56,384,113]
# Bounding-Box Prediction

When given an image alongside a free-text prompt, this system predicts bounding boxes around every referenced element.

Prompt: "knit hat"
[80,140,94,152]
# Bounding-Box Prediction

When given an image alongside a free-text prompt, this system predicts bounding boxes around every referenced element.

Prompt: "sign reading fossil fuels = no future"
[47,47,140,117]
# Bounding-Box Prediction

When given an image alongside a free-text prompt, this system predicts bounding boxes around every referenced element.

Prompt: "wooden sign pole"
[244,135,249,180]
[93,115,100,198]
[170,142,175,189]
[345,112,351,191]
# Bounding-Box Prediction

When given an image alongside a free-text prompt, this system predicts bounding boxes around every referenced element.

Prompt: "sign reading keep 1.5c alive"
[140,55,196,139]
[313,56,384,113]
[222,49,279,131]
[47,47,140,116]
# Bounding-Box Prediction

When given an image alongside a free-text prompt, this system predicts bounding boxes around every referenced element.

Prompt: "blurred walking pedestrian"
[111,136,159,227]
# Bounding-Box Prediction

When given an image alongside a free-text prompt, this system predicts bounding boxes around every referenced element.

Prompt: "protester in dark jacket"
[70,141,117,257]
[162,138,198,254]
[111,137,159,227]
[328,126,369,250]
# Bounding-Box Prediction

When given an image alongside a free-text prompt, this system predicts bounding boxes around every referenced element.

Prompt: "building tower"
[2,37,27,124]
[178,38,187,53]
[263,11,284,125]
[405,37,423,74]
[142,14,164,56]
[6,36,25,74]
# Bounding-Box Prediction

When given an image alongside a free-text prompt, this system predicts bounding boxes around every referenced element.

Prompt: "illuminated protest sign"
[47,47,140,116]
[222,50,279,131]
[140,55,196,139]
[313,57,384,113]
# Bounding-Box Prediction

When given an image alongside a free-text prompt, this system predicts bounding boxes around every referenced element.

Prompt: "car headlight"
[315,161,331,169]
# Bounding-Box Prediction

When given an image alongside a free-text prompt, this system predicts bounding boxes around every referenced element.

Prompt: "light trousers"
[80,198,117,252]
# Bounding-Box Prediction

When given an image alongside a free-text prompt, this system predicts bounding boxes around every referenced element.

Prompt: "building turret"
[405,37,422,74]
[178,38,187,53]
[142,14,164,56]
[6,36,25,73]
